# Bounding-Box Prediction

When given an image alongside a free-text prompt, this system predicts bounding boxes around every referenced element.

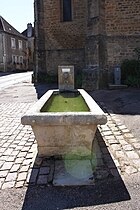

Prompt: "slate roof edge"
[0,15,27,39]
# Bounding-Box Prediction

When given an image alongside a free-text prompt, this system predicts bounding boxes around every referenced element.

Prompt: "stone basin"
[21,89,107,158]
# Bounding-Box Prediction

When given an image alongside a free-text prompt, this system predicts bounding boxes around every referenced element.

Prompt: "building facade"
[34,0,140,89]
[22,23,34,71]
[0,16,28,72]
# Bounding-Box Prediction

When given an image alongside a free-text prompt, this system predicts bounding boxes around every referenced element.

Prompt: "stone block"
[53,160,94,186]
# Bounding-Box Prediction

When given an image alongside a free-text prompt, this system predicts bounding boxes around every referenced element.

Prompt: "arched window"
[61,0,72,22]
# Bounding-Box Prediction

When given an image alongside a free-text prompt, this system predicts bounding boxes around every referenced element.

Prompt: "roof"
[0,16,26,39]
[22,28,34,37]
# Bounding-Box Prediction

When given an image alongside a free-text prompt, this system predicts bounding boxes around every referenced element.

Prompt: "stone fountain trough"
[21,91,107,158]
[21,66,107,185]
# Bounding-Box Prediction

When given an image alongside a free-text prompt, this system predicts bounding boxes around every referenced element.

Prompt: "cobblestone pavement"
[0,85,140,190]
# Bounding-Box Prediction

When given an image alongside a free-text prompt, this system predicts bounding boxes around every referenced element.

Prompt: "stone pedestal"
[58,66,74,91]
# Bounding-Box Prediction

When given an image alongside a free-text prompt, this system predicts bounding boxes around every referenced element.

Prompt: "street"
[0,72,32,91]
[0,75,139,210]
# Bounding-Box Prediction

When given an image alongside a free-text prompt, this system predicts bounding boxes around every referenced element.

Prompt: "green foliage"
[121,58,140,87]
[37,72,58,84]
[125,75,140,88]
[75,70,83,88]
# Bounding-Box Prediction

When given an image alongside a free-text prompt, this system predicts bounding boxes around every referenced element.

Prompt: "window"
[18,40,23,50]
[12,55,23,64]
[11,38,16,49]
[12,55,17,64]
[19,56,23,64]
[61,0,72,22]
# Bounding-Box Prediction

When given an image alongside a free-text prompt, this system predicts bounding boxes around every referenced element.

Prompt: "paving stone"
[47,160,55,183]
[122,144,134,151]
[122,129,130,133]
[107,139,119,144]
[125,166,138,175]
[53,160,94,186]
[26,153,33,159]
[10,164,20,172]
[15,181,25,188]
[34,157,43,166]
[110,144,121,151]
[37,175,48,185]
[2,143,11,148]
[17,172,27,181]
[6,156,15,162]
[15,157,24,164]
[2,181,15,189]
[0,178,5,188]
[118,125,127,130]
[6,172,17,182]
[132,159,140,169]
[0,148,6,153]
[18,141,26,146]
[94,169,109,180]
[17,152,27,158]
[1,162,13,170]
[0,161,4,168]
[114,159,120,167]
[10,151,19,156]
[26,142,34,146]
[22,159,32,166]
[132,143,140,149]
[118,139,128,145]
[3,148,14,155]
[126,151,139,160]
[39,167,50,175]
[115,151,126,159]
[0,170,8,178]
[27,168,39,184]
[109,126,119,131]
[21,147,31,152]
[102,131,113,136]
[20,165,30,172]
[130,138,139,143]
[100,125,110,131]
[104,134,116,139]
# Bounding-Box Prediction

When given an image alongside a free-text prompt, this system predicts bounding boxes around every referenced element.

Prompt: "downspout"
[34,0,39,82]
[3,33,6,72]
[1,17,7,72]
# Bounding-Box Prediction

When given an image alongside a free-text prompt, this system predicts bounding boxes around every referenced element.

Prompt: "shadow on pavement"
[22,130,130,210]
[34,83,58,99]
[91,88,140,115]
[0,72,15,77]
[22,179,130,210]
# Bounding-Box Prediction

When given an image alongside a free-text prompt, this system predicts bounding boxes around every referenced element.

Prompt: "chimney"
[27,23,32,38]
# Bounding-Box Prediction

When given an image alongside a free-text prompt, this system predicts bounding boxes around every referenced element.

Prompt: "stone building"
[34,0,140,89]
[22,23,34,71]
[0,16,28,72]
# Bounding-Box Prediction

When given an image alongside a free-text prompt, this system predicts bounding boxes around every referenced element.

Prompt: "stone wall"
[35,0,87,75]
[0,34,3,70]
[105,0,140,36]
[35,0,140,89]
[85,0,140,87]
[105,0,140,82]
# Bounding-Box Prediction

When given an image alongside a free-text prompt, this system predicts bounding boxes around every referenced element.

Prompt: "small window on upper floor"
[19,56,23,64]
[18,40,23,50]
[61,0,72,22]
[11,38,16,49]
[12,55,17,64]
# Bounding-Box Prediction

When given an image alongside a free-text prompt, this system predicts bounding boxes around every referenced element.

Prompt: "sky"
[0,0,34,33]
